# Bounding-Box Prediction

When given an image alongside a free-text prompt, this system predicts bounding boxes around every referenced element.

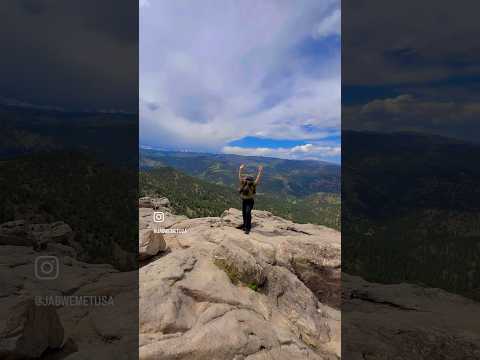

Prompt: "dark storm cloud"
[343,0,480,88]
[20,0,47,14]
[343,0,480,142]
[0,0,137,112]
[78,1,138,45]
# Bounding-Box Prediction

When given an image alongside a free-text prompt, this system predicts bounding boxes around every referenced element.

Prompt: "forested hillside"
[343,131,480,300]
[140,167,341,229]
[140,148,340,196]
[0,152,137,264]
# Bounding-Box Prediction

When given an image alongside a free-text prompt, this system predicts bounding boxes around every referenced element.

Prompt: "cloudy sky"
[0,0,137,112]
[140,0,340,162]
[342,0,480,144]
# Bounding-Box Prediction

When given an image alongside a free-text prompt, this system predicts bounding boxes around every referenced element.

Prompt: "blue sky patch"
[228,137,308,149]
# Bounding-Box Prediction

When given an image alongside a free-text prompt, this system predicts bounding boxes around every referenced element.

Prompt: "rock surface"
[0,219,73,249]
[138,202,186,261]
[139,206,188,231]
[0,299,64,359]
[342,273,480,359]
[0,220,30,246]
[139,229,166,260]
[139,207,341,360]
[0,240,136,359]
[3,197,479,359]
[139,196,170,209]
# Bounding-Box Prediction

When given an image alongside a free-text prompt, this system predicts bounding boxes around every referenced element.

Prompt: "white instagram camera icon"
[35,256,60,280]
[153,211,165,223]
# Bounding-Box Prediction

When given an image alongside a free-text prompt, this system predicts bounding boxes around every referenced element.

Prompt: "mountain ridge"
[140,166,340,229]
[140,148,340,198]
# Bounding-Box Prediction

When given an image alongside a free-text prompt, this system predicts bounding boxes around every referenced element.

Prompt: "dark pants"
[242,198,255,231]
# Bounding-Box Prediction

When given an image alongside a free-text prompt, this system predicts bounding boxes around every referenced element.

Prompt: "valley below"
[139,149,341,230]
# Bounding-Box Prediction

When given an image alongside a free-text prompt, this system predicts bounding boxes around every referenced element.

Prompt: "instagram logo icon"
[153,211,165,223]
[35,256,60,280]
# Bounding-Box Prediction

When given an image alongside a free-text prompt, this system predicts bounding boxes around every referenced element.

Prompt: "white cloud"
[344,94,480,143]
[140,0,340,153]
[313,8,340,39]
[139,0,150,9]
[222,143,341,161]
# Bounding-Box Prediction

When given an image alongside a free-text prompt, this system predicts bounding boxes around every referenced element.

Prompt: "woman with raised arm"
[237,164,263,234]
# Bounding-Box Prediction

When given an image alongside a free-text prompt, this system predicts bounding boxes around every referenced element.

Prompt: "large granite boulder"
[139,197,170,209]
[213,239,266,286]
[0,220,30,246]
[0,220,73,249]
[0,299,64,359]
[139,229,166,261]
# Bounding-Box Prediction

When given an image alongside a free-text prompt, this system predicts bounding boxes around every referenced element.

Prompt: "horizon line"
[139,145,340,165]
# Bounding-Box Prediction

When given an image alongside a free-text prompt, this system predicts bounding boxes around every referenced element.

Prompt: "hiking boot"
[244,229,250,234]
[236,224,245,230]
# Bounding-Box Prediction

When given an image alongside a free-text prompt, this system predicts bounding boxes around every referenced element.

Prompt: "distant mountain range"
[140,148,340,197]
[140,166,340,229]
[0,103,137,165]
[139,148,341,229]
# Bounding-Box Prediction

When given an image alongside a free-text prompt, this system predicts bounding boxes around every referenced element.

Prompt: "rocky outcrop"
[0,220,31,246]
[222,208,341,308]
[138,201,186,261]
[139,206,341,360]
[0,299,64,359]
[342,273,480,359]
[139,196,170,209]
[213,239,267,286]
[29,221,73,244]
[0,233,136,358]
[139,205,188,231]
[0,219,73,249]
[139,229,166,260]
[113,240,136,270]
[4,197,478,359]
